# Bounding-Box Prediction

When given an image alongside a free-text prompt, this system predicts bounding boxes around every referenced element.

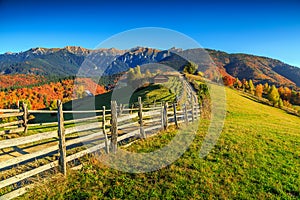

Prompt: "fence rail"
[0,97,201,200]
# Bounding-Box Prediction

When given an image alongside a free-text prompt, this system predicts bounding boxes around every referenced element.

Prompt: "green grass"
[32,83,174,124]
[20,87,300,199]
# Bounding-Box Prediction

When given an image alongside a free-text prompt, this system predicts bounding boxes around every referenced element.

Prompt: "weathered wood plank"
[27,110,57,114]
[22,103,28,133]
[117,124,162,142]
[0,130,107,170]
[118,104,124,117]
[0,121,102,149]
[65,122,101,134]
[0,183,34,200]
[0,127,25,136]
[28,110,104,114]
[163,102,168,130]
[102,106,109,154]
[117,113,138,123]
[118,121,139,130]
[142,107,162,110]
[143,117,161,124]
[0,109,19,113]
[143,110,161,117]
[173,102,178,128]
[27,121,58,127]
[184,103,188,124]
[0,144,58,170]
[161,103,164,129]
[0,121,164,192]
[0,120,24,128]
[65,115,100,124]
[144,124,162,133]
[0,112,23,119]
[57,100,67,176]
[110,101,118,153]
[0,160,59,190]
[138,97,146,138]
[0,130,57,149]
[191,104,195,122]
[117,129,139,141]
[62,110,103,114]
[195,104,199,119]
[65,142,106,163]
[0,137,108,191]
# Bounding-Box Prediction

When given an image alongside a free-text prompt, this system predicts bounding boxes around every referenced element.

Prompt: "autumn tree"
[134,65,142,79]
[284,87,292,101]
[127,68,135,83]
[0,76,105,110]
[248,79,255,94]
[49,100,57,110]
[183,62,198,74]
[222,76,235,86]
[283,100,292,108]
[127,66,144,85]
[268,85,280,106]
[233,78,242,89]
[144,69,152,79]
[76,85,85,98]
[290,91,300,105]
[43,95,49,107]
[263,83,269,94]
[242,79,249,91]
[278,98,284,108]
[255,84,263,98]
[197,71,204,77]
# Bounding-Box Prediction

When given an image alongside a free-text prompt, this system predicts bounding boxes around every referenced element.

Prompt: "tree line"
[231,78,300,108]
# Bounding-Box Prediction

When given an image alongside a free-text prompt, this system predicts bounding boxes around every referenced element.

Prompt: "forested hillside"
[0,77,106,110]
[1,47,300,88]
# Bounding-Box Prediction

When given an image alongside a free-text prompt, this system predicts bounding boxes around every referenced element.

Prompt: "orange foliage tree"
[0,77,106,110]
[255,84,263,98]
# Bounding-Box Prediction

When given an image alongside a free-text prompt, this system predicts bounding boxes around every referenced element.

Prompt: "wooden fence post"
[163,102,168,130]
[22,103,28,133]
[130,104,134,115]
[191,97,195,122]
[195,103,199,119]
[110,101,118,154]
[161,102,164,129]
[57,100,66,176]
[17,101,21,128]
[102,106,109,154]
[173,102,178,128]
[138,97,146,138]
[199,102,202,117]
[184,103,188,124]
[118,104,124,117]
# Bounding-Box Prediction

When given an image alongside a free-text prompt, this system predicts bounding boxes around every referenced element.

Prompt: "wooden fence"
[0,97,200,200]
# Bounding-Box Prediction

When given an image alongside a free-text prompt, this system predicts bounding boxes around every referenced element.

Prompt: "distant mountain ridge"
[1,46,300,87]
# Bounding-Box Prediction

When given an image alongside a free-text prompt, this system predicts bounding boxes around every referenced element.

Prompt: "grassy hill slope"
[32,83,175,123]
[22,87,300,199]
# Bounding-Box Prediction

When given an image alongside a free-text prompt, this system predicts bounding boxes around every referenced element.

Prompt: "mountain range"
[1,46,299,87]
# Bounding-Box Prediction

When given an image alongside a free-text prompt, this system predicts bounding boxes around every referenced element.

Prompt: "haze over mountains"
[1,46,299,87]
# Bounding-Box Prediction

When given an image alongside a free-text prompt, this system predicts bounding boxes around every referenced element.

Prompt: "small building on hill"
[84,90,94,97]
[153,75,169,84]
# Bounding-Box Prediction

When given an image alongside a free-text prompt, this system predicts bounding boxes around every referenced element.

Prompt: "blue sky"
[1,0,300,67]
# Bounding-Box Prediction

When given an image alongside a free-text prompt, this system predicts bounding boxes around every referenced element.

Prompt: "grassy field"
[31,83,176,124]
[20,87,300,199]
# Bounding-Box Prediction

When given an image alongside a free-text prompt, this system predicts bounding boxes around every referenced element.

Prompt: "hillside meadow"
[20,87,300,199]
